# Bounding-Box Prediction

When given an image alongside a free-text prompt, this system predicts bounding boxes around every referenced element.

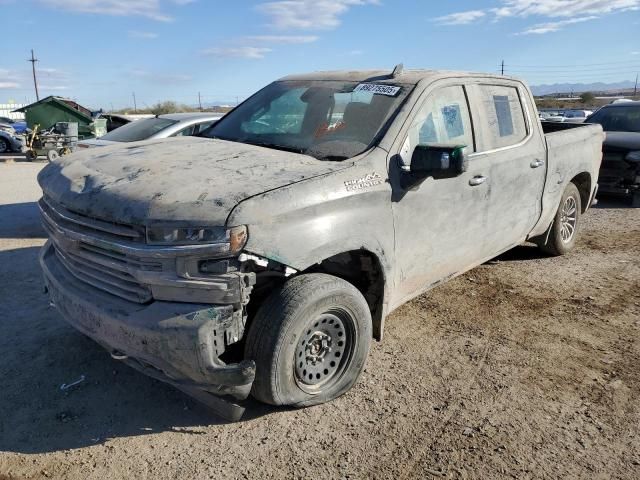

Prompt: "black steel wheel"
[0,138,9,154]
[245,273,372,407]
[294,308,356,394]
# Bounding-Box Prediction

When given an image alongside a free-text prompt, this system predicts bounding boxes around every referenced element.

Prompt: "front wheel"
[537,182,582,256]
[245,273,372,407]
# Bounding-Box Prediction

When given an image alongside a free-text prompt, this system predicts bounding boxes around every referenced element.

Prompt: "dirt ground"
[0,161,638,480]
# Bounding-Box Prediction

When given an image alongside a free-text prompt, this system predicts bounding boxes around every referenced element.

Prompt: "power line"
[505,65,640,73]
[505,59,639,68]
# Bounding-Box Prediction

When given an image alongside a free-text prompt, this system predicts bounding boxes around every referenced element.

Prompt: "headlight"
[146,225,248,253]
[626,151,640,163]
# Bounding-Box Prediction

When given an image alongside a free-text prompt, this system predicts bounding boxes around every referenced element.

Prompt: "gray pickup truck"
[38,68,604,419]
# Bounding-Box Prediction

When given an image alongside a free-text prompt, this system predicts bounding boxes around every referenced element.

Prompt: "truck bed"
[529,121,604,238]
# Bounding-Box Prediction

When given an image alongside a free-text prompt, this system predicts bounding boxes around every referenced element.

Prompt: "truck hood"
[603,131,640,151]
[38,137,352,226]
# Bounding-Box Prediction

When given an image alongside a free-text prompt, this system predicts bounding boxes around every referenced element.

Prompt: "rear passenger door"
[466,82,546,252]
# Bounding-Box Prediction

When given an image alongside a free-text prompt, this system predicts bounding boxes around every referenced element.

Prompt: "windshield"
[200,80,412,160]
[99,117,178,142]
[586,106,640,133]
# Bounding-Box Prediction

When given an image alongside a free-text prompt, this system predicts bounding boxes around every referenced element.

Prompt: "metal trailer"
[24,122,79,162]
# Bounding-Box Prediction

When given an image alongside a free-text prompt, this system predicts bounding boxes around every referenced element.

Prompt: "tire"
[538,182,582,256]
[0,138,9,154]
[245,273,372,407]
[25,150,38,162]
[632,191,640,208]
[46,149,59,163]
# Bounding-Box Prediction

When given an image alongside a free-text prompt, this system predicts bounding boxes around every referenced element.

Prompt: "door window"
[477,85,527,149]
[408,85,474,152]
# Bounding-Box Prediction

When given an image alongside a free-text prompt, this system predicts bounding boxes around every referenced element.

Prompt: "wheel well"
[571,172,591,212]
[303,250,386,341]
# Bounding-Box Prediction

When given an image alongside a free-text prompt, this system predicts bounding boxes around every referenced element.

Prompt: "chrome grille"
[40,196,144,241]
[40,197,159,304]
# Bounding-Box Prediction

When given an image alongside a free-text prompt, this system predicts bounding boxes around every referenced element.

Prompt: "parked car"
[0,129,24,153]
[76,112,222,147]
[0,116,28,134]
[562,110,593,124]
[540,111,566,122]
[38,68,604,419]
[585,101,640,206]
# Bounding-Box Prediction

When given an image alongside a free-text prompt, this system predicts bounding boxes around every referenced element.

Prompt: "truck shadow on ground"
[0,246,283,455]
[0,202,45,238]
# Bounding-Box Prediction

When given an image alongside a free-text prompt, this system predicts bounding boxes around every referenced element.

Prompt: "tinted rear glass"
[586,106,640,133]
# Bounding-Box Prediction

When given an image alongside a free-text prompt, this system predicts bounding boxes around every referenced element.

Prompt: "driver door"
[390,83,496,307]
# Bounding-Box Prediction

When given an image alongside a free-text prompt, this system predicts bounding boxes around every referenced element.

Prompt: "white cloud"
[438,0,640,33]
[492,0,640,19]
[38,0,194,21]
[202,46,273,59]
[517,15,598,34]
[40,85,70,91]
[129,30,159,39]
[434,10,486,25]
[0,68,21,89]
[244,35,319,44]
[257,0,378,30]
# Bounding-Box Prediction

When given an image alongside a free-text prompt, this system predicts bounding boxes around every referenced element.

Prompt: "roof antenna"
[392,63,404,78]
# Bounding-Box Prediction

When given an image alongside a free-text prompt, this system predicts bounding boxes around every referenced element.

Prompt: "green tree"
[579,92,595,104]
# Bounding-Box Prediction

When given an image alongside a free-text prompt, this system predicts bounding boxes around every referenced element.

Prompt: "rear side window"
[477,85,527,149]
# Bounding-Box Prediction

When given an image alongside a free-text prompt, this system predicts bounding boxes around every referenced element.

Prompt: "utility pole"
[634,74,638,97]
[198,92,203,111]
[501,59,504,76]
[28,49,40,101]
[132,92,137,113]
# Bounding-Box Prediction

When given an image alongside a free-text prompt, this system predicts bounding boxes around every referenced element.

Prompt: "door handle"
[469,175,487,186]
[530,159,545,169]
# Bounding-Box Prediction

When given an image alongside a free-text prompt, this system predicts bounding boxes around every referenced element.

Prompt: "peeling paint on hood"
[38,137,353,226]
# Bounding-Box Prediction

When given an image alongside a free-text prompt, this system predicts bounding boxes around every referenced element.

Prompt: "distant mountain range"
[531,80,637,96]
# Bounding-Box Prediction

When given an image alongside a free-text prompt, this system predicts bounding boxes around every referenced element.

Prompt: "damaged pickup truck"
[38,67,604,419]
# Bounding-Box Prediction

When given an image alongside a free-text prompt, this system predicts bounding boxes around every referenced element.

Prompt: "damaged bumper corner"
[40,242,255,420]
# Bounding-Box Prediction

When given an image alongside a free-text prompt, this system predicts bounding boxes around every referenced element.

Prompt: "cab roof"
[279,69,518,85]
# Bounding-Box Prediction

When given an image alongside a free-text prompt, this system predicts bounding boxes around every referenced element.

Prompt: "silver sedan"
[77,112,223,148]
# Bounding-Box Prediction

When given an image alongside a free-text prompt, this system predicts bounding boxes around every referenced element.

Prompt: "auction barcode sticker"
[353,83,401,96]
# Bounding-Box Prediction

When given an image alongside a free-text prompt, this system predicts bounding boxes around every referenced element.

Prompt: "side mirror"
[409,144,469,178]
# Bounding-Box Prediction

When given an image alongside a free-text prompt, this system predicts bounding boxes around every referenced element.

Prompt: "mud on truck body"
[38,68,604,420]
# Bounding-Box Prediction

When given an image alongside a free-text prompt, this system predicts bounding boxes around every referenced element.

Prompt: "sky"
[1,0,639,109]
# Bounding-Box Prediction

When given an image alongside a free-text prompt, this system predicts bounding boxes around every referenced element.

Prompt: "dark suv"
[586,101,640,206]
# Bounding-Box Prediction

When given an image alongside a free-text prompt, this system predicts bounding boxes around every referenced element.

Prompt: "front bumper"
[40,242,255,419]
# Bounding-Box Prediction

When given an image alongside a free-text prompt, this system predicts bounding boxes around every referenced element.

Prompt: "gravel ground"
[0,161,638,479]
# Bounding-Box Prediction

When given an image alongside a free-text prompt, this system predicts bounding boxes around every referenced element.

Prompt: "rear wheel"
[245,273,372,407]
[538,182,582,256]
[25,149,38,162]
[0,138,9,153]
